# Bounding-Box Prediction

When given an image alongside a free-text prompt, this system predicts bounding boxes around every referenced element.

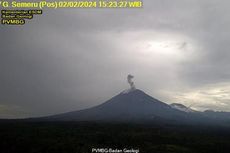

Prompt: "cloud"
[161,82,230,111]
[1,0,230,118]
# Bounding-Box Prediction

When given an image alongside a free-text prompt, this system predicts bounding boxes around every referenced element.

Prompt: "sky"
[1,0,230,118]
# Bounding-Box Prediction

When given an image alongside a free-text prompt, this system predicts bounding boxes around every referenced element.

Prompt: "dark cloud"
[1,0,230,118]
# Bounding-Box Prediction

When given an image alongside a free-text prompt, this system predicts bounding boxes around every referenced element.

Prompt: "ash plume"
[127,74,136,90]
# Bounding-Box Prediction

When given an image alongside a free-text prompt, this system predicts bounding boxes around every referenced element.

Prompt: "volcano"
[41,89,193,122]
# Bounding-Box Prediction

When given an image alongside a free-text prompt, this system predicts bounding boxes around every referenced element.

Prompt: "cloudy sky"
[1,0,230,118]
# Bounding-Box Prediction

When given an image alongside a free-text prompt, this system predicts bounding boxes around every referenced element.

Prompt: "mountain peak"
[121,88,144,94]
[43,88,188,122]
[121,88,137,94]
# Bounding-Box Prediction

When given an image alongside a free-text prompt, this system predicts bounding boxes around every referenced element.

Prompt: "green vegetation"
[0,121,230,153]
